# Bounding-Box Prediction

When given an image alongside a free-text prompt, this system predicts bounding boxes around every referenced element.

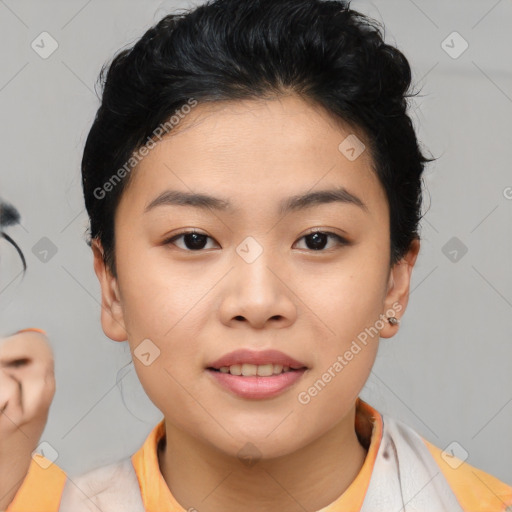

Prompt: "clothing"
[7,398,512,511]
[5,453,67,512]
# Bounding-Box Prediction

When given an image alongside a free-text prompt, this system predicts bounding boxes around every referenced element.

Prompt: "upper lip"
[207,349,308,370]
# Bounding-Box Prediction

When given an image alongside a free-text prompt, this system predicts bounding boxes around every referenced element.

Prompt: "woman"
[5,0,512,510]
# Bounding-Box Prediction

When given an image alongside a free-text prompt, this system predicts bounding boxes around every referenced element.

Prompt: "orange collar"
[5,455,67,512]
[131,397,383,511]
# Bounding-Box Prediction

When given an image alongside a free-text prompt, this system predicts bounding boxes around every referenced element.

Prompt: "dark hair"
[82,0,434,276]
[0,199,26,272]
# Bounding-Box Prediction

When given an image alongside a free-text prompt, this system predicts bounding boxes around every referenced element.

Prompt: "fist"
[0,329,55,452]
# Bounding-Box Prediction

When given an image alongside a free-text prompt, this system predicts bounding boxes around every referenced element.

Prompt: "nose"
[218,240,297,330]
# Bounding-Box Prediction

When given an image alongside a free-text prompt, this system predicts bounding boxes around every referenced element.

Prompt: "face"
[93,95,419,459]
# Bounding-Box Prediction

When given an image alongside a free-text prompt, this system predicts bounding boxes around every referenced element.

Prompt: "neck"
[158,404,368,512]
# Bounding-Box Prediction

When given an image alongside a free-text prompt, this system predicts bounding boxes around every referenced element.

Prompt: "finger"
[0,369,24,432]
[20,365,56,424]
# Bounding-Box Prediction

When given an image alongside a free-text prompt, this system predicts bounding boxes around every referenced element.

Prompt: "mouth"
[206,363,307,376]
[205,349,309,399]
[205,364,308,400]
[206,348,308,372]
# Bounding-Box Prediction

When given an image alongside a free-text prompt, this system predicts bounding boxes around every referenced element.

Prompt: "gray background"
[0,0,511,486]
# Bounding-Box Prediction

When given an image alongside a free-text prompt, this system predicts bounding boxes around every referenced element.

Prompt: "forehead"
[118,96,387,220]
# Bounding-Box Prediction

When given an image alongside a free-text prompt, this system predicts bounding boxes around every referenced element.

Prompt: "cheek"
[297,250,387,343]
[116,250,212,394]
[116,242,200,337]
[293,245,386,396]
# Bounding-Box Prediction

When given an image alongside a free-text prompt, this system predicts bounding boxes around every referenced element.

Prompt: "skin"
[93,94,420,512]
[0,330,56,510]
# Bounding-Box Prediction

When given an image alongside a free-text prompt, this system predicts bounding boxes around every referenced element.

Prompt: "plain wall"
[0,0,511,485]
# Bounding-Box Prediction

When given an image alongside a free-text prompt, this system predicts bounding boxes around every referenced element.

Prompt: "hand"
[0,329,56,510]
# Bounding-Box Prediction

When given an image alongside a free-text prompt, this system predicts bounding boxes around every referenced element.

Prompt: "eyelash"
[163,229,349,252]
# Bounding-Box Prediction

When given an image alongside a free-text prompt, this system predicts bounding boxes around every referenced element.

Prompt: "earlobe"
[380,238,421,339]
[91,239,128,342]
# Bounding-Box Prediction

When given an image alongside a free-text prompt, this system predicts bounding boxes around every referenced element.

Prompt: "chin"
[204,427,305,462]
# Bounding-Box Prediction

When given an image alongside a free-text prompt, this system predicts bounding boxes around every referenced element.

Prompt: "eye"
[164,229,348,252]
[164,230,219,251]
[294,230,348,251]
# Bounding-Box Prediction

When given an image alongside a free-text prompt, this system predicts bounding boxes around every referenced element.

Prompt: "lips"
[207,367,307,399]
[207,349,308,370]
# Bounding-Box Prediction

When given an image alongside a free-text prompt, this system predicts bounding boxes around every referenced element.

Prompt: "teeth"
[217,363,296,376]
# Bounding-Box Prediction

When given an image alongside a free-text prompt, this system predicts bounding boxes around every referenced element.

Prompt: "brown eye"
[164,230,219,251]
[294,231,348,251]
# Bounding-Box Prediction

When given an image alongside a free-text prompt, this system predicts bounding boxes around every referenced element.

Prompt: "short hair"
[82,0,434,276]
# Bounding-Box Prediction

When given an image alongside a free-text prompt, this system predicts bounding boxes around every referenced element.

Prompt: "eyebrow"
[144,186,368,216]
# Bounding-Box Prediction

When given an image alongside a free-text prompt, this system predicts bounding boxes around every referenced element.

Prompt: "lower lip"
[206,368,307,399]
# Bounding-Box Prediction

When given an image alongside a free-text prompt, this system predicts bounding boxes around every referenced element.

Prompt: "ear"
[380,238,420,339]
[91,239,128,342]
